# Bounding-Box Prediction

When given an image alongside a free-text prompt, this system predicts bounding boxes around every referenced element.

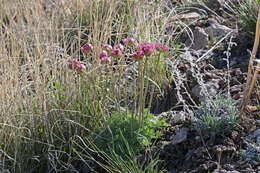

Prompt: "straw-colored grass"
[0,0,182,172]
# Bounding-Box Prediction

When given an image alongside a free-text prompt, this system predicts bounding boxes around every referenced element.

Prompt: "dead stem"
[240,8,260,118]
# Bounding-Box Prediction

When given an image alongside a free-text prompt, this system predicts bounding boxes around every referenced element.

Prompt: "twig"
[240,8,260,118]
[196,31,233,63]
[197,128,212,160]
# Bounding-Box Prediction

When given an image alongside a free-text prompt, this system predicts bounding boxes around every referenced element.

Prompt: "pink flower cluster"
[110,48,122,58]
[99,49,111,63]
[138,43,155,56]
[122,38,135,45]
[132,42,169,60]
[82,43,93,53]
[69,59,86,73]
[155,44,169,52]
[69,39,169,71]
[98,43,124,63]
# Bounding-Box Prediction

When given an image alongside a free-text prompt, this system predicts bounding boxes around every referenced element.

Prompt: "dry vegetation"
[0,0,259,172]
[0,0,181,172]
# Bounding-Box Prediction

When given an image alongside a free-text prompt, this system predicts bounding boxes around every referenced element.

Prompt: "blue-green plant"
[194,95,239,135]
[242,141,260,163]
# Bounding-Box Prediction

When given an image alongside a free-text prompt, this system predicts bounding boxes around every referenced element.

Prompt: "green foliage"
[194,95,239,135]
[72,130,167,173]
[93,109,169,157]
[229,0,260,33]
[104,130,165,173]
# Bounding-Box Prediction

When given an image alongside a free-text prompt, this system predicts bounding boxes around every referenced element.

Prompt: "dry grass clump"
[225,0,260,33]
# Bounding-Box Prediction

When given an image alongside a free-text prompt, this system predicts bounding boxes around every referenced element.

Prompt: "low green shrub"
[93,109,169,157]
[70,109,169,172]
[194,95,239,135]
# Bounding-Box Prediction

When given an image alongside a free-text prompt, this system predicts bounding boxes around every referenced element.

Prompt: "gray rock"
[170,12,201,23]
[212,169,227,173]
[185,27,209,50]
[246,129,260,143]
[159,111,190,124]
[205,18,233,40]
[171,127,188,145]
[204,0,225,10]
[192,79,220,102]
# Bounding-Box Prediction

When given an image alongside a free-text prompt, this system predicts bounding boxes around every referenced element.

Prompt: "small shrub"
[194,95,239,135]
[242,141,260,163]
[93,109,169,157]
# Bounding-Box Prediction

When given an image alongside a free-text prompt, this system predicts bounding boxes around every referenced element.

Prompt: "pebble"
[171,128,188,145]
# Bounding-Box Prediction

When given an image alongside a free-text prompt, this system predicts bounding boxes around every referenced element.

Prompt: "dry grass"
[0,0,184,172]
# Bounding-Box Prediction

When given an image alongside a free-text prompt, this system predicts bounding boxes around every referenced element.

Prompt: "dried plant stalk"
[240,8,260,118]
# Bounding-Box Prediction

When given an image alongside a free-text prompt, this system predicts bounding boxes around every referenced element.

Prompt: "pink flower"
[138,43,154,56]
[122,38,135,45]
[132,51,144,60]
[110,48,122,58]
[69,59,80,70]
[137,51,145,57]
[122,38,128,44]
[101,56,111,63]
[69,62,73,69]
[99,50,108,58]
[128,38,135,44]
[102,44,113,52]
[76,64,86,73]
[155,44,169,52]
[82,43,93,53]
[115,44,124,50]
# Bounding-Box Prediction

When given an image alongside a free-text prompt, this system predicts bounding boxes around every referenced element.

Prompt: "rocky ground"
[148,1,260,172]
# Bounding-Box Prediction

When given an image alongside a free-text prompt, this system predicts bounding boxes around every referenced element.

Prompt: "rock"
[185,27,209,50]
[159,110,191,124]
[222,163,235,170]
[168,111,187,123]
[185,18,232,53]
[205,18,233,40]
[230,85,243,95]
[246,129,260,143]
[231,131,239,141]
[229,56,249,68]
[246,105,259,112]
[192,79,220,102]
[171,127,188,145]
[204,0,225,10]
[212,169,227,173]
[195,136,200,141]
[170,12,201,23]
